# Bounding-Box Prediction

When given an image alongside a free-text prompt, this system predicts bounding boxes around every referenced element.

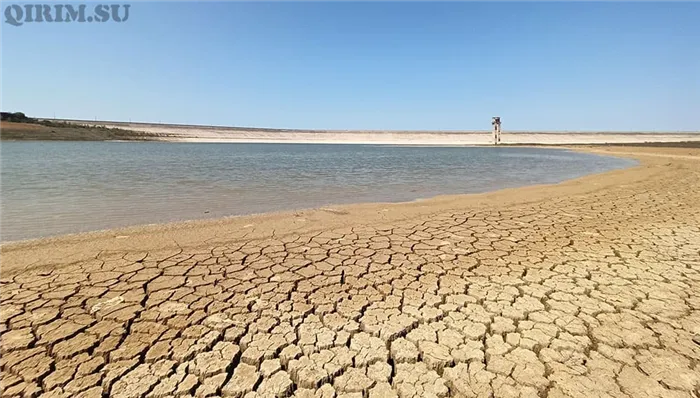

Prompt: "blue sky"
[2,2,699,131]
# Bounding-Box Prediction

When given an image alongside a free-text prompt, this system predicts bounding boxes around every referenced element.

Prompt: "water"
[0,142,636,242]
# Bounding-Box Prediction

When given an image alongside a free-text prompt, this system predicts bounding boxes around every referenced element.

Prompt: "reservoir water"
[0,142,636,242]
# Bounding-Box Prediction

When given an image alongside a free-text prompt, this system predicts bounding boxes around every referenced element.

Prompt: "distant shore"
[0,121,167,141]
[2,118,699,145]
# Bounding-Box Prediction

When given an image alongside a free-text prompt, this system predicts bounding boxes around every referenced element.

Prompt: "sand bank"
[61,119,700,145]
[1,146,699,397]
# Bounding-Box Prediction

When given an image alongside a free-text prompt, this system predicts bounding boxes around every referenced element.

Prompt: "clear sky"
[2,2,699,131]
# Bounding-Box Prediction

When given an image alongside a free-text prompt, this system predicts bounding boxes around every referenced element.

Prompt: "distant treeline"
[1,112,33,123]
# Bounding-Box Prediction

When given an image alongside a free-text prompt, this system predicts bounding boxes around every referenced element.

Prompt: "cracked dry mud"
[1,148,700,398]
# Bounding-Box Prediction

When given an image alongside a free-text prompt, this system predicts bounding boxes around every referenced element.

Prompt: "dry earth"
[0,122,164,141]
[1,147,700,398]
[1,123,43,132]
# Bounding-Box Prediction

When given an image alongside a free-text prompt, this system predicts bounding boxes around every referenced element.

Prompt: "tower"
[491,117,501,145]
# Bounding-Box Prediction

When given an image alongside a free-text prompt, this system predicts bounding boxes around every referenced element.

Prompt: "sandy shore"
[1,146,699,397]
[60,119,700,145]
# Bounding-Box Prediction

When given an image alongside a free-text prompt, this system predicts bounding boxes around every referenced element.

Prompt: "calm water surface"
[1,142,636,242]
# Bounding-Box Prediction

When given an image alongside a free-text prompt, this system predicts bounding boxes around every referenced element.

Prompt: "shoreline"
[89,130,700,145]
[0,145,634,245]
[3,119,699,144]
[67,119,700,145]
[0,145,685,277]
[0,146,629,243]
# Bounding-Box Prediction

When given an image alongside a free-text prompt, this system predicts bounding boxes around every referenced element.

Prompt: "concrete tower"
[492,117,502,145]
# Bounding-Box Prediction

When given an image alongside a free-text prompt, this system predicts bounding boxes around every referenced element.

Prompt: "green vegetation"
[2,111,129,131]
[1,112,32,123]
[1,111,163,141]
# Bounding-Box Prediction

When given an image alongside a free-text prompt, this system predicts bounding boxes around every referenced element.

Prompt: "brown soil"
[1,146,698,397]
[0,121,166,141]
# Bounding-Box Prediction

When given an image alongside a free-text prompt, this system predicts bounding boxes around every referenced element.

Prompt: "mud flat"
[1,146,699,397]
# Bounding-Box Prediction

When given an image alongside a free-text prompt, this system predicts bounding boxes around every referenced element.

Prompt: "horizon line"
[31,116,700,135]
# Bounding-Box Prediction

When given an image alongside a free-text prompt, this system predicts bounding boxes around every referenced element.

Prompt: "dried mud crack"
[1,148,700,398]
